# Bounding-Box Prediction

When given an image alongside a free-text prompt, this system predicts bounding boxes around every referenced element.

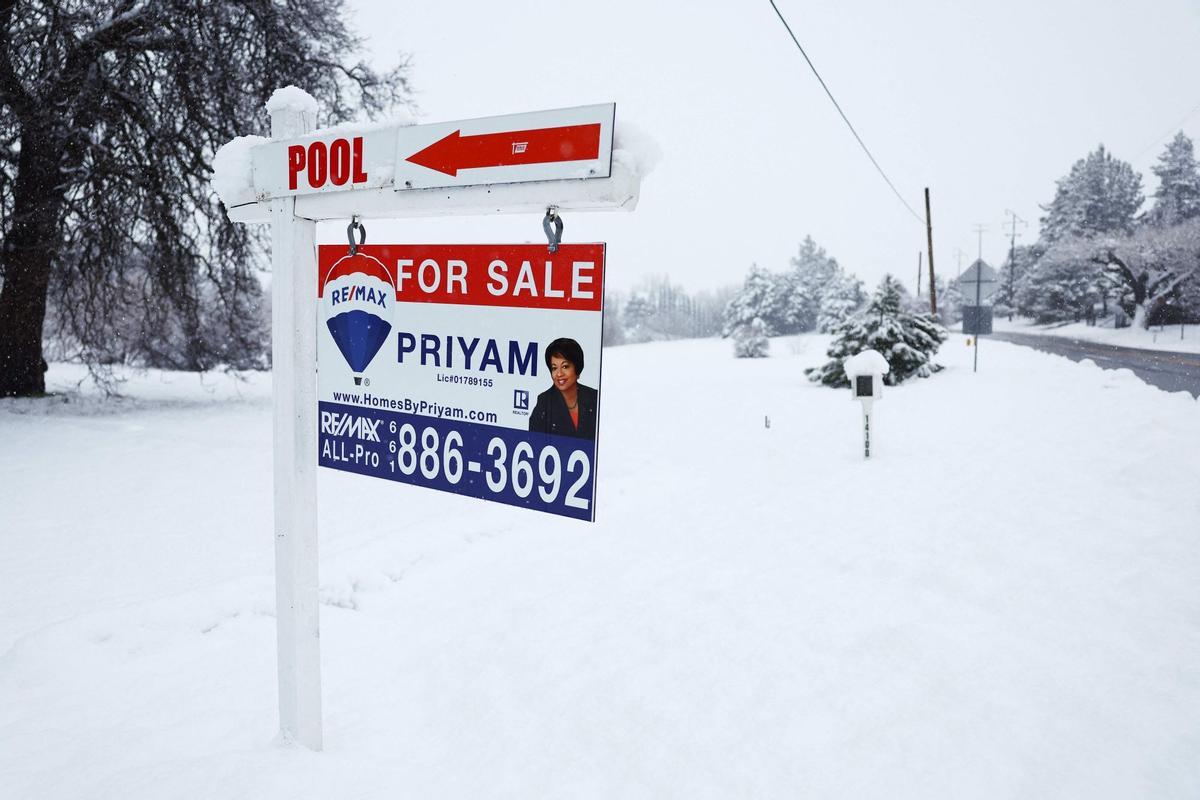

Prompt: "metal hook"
[543,207,563,254]
[347,216,366,256]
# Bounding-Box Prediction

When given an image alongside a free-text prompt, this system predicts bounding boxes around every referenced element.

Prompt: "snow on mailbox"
[843,350,889,459]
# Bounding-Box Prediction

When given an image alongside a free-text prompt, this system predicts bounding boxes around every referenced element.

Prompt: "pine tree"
[1014,245,1101,323]
[783,235,840,332]
[817,271,865,332]
[806,275,947,387]
[1040,144,1144,243]
[722,264,789,336]
[995,243,1042,318]
[937,277,965,324]
[1146,132,1200,227]
[732,317,769,358]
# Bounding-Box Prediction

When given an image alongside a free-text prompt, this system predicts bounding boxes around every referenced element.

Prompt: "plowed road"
[990,331,1200,397]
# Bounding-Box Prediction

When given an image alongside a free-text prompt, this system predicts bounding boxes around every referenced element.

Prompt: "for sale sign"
[316,243,605,521]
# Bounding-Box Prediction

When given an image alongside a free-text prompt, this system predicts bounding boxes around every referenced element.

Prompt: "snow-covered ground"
[2,335,1199,799]
[993,316,1200,353]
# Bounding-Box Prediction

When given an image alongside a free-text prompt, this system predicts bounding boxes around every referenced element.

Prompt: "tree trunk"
[0,133,65,396]
[1133,274,1150,330]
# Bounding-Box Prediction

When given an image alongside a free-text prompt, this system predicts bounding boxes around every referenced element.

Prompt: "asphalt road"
[989,331,1200,397]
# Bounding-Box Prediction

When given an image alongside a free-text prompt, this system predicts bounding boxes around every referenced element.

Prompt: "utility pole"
[972,224,988,263]
[954,248,967,279]
[1002,209,1027,321]
[925,188,937,318]
[916,251,923,298]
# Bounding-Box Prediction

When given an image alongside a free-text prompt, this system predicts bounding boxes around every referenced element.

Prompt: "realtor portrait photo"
[528,337,597,440]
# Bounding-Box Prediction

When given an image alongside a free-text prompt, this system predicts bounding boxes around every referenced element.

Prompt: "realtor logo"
[512,142,528,155]
[321,253,396,386]
[513,389,529,410]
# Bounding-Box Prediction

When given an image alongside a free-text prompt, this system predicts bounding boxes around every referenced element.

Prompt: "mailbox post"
[843,350,889,459]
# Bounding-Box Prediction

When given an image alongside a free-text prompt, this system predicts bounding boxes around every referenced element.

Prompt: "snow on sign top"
[843,350,890,377]
[265,86,318,114]
[211,135,268,208]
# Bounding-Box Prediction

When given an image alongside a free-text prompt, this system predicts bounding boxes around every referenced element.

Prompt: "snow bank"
[3,336,1198,798]
[994,317,1200,354]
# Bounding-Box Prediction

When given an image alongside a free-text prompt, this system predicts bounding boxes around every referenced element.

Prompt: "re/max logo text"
[320,411,381,442]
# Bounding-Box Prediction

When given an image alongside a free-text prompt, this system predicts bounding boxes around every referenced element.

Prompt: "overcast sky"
[328,0,1200,294]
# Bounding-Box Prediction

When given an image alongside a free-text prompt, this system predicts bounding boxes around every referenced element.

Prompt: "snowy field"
[993,316,1200,354]
[2,335,1199,799]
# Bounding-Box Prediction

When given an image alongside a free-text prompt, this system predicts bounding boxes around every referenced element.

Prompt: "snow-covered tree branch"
[0,0,415,396]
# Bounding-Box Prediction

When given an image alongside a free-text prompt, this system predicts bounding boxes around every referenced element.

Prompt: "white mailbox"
[842,350,890,459]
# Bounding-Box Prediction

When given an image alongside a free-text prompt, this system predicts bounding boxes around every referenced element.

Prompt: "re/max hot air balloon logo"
[321,253,396,385]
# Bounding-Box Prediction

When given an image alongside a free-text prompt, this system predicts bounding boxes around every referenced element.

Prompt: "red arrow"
[405,123,601,177]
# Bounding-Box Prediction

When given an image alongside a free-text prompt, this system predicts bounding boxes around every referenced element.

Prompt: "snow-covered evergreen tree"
[783,236,840,332]
[1146,132,1200,227]
[1040,144,1143,243]
[1015,244,1101,323]
[995,243,1042,318]
[806,275,947,387]
[930,276,964,325]
[723,264,789,336]
[732,317,770,358]
[817,271,866,332]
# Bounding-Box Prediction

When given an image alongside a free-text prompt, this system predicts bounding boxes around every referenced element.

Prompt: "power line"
[767,0,925,225]
[1133,98,1200,161]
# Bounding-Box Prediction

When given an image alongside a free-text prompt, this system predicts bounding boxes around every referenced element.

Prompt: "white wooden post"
[267,90,322,750]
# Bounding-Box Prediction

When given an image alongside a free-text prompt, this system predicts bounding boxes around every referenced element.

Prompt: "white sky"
[332,0,1200,294]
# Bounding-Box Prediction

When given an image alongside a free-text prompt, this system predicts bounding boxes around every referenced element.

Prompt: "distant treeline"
[603,276,736,346]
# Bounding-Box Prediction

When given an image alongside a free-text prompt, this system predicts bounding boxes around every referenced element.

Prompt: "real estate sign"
[316,243,605,521]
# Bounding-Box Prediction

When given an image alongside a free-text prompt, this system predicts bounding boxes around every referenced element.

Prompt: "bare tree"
[0,0,411,395]
[1086,220,1200,328]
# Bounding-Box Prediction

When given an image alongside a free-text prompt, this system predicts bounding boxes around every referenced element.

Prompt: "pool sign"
[316,243,605,521]
[252,103,615,200]
[254,128,396,198]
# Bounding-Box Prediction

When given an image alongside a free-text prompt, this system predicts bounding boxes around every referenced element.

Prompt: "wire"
[767,0,925,225]
[1133,98,1200,162]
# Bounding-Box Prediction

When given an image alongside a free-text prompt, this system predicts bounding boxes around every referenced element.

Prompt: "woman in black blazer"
[528,338,597,440]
